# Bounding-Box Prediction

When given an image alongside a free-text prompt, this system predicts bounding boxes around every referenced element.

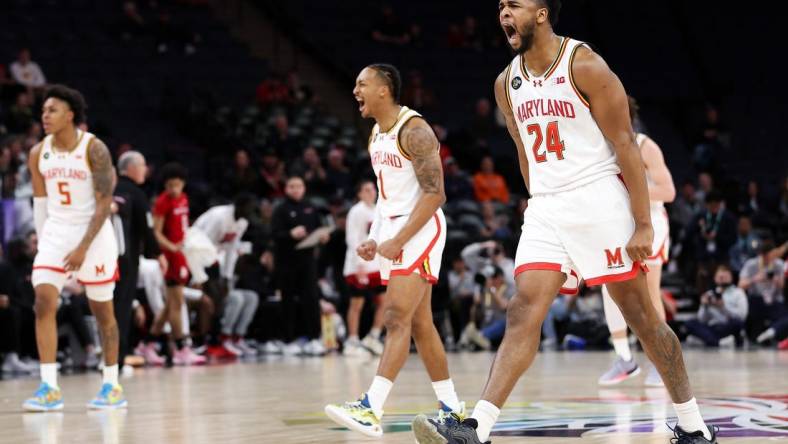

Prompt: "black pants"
[0,306,22,354]
[57,298,93,349]
[113,258,138,369]
[746,296,788,341]
[685,319,744,346]
[279,261,321,342]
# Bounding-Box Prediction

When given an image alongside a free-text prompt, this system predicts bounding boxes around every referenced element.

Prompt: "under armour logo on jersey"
[533,80,543,87]
[605,247,625,269]
[95,264,106,276]
[511,76,522,90]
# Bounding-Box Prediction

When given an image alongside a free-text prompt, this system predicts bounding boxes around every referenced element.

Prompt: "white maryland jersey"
[343,200,380,276]
[38,130,97,225]
[369,106,428,218]
[505,37,620,195]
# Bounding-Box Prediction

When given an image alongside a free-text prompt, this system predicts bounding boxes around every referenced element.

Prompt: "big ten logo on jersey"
[605,247,625,270]
[553,76,566,85]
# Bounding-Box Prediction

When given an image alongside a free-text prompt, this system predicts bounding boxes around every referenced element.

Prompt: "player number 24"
[57,181,72,205]
[527,121,565,163]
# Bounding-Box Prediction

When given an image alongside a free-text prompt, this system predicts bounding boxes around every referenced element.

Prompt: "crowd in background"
[2,2,788,378]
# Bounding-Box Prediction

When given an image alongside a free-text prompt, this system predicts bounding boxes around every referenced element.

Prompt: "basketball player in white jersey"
[325,64,463,437]
[598,96,676,387]
[342,180,386,357]
[413,2,716,443]
[24,85,125,411]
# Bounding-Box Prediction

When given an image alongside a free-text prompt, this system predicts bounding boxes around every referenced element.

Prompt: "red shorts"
[163,250,190,286]
[345,272,384,292]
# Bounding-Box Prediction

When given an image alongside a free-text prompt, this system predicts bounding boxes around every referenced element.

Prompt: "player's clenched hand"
[377,239,404,261]
[626,224,653,263]
[357,240,377,261]
[63,245,88,272]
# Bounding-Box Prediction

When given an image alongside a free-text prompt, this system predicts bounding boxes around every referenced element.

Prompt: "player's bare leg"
[344,297,367,355]
[89,300,119,367]
[326,273,461,437]
[607,273,712,440]
[33,285,60,368]
[362,293,386,355]
[165,285,185,341]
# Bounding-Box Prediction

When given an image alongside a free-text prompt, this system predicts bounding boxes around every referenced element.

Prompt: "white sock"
[369,328,382,339]
[471,400,500,442]
[673,397,711,440]
[613,337,632,362]
[41,363,58,389]
[103,364,119,386]
[366,375,393,418]
[347,335,360,343]
[431,378,461,412]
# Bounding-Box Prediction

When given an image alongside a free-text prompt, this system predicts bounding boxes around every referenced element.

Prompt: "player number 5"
[57,181,72,205]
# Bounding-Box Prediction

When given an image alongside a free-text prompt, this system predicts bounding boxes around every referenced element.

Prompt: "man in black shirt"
[271,176,330,355]
[113,151,165,370]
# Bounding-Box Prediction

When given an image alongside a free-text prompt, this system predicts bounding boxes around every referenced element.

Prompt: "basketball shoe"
[412,415,489,444]
[361,335,384,356]
[324,393,383,437]
[23,382,63,412]
[598,357,640,385]
[173,346,207,365]
[87,383,127,410]
[670,423,718,443]
[644,366,664,387]
[344,339,371,357]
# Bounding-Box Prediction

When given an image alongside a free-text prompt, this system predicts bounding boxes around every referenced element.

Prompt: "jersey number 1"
[527,121,565,163]
[57,182,72,205]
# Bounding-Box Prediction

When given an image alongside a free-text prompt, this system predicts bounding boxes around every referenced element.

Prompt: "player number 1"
[57,181,72,205]
[526,121,565,163]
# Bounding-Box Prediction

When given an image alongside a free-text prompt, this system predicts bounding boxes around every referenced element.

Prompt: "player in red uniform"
[151,163,205,365]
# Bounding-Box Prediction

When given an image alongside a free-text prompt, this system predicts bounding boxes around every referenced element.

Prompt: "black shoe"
[412,415,491,444]
[670,423,718,443]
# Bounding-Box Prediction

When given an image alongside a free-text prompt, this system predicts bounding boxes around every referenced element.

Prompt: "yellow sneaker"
[324,393,383,437]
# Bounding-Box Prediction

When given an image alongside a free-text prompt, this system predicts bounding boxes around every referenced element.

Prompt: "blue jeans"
[542,297,569,340]
[685,319,743,346]
[482,319,507,342]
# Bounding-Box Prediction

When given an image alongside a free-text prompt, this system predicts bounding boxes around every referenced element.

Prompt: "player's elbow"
[663,183,677,203]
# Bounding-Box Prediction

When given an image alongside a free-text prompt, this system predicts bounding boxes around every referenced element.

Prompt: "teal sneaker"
[23,383,64,412]
[87,383,127,410]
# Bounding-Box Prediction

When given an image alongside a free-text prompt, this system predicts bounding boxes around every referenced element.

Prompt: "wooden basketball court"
[1,350,787,443]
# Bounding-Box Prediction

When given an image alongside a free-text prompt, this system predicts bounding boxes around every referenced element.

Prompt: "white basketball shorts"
[646,204,669,267]
[379,208,446,285]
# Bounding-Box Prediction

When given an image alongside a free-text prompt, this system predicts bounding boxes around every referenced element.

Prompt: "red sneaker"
[778,338,788,350]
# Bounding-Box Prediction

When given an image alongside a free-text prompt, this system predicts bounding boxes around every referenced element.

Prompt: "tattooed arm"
[376,117,445,260]
[64,138,116,271]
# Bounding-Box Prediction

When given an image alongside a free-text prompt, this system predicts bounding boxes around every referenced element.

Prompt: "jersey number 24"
[527,121,565,163]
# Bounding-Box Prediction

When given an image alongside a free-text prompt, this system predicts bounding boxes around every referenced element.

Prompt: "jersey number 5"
[57,182,72,205]
[526,121,565,163]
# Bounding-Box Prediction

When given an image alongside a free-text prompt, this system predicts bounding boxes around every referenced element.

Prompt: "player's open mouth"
[356,97,365,112]
[502,23,518,43]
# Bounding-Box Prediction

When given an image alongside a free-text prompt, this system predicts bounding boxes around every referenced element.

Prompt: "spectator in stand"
[6,91,34,134]
[685,265,748,347]
[5,232,38,361]
[9,48,46,90]
[272,176,330,356]
[370,5,411,46]
[259,149,285,199]
[290,146,328,196]
[462,16,484,51]
[685,190,737,292]
[729,215,760,276]
[1,63,23,104]
[286,70,314,105]
[461,240,515,292]
[473,156,510,204]
[326,148,352,200]
[694,172,714,205]
[256,76,290,108]
[740,239,786,342]
[401,70,436,113]
[469,98,495,147]
[432,123,453,161]
[692,105,727,175]
[443,157,474,202]
[480,201,512,241]
[269,114,300,159]
[671,181,701,232]
[224,148,260,197]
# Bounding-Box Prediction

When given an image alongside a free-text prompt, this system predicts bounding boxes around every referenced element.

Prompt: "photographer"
[684,190,737,293]
[740,239,787,344]
[685,264,748,347]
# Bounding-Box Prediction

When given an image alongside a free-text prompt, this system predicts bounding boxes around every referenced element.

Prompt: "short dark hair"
[355,179,375,194]
[367,63,401,103]
[45,84,87,125]
[160,162,188,183]
[705,189,723,204]
[540,0,562,27]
